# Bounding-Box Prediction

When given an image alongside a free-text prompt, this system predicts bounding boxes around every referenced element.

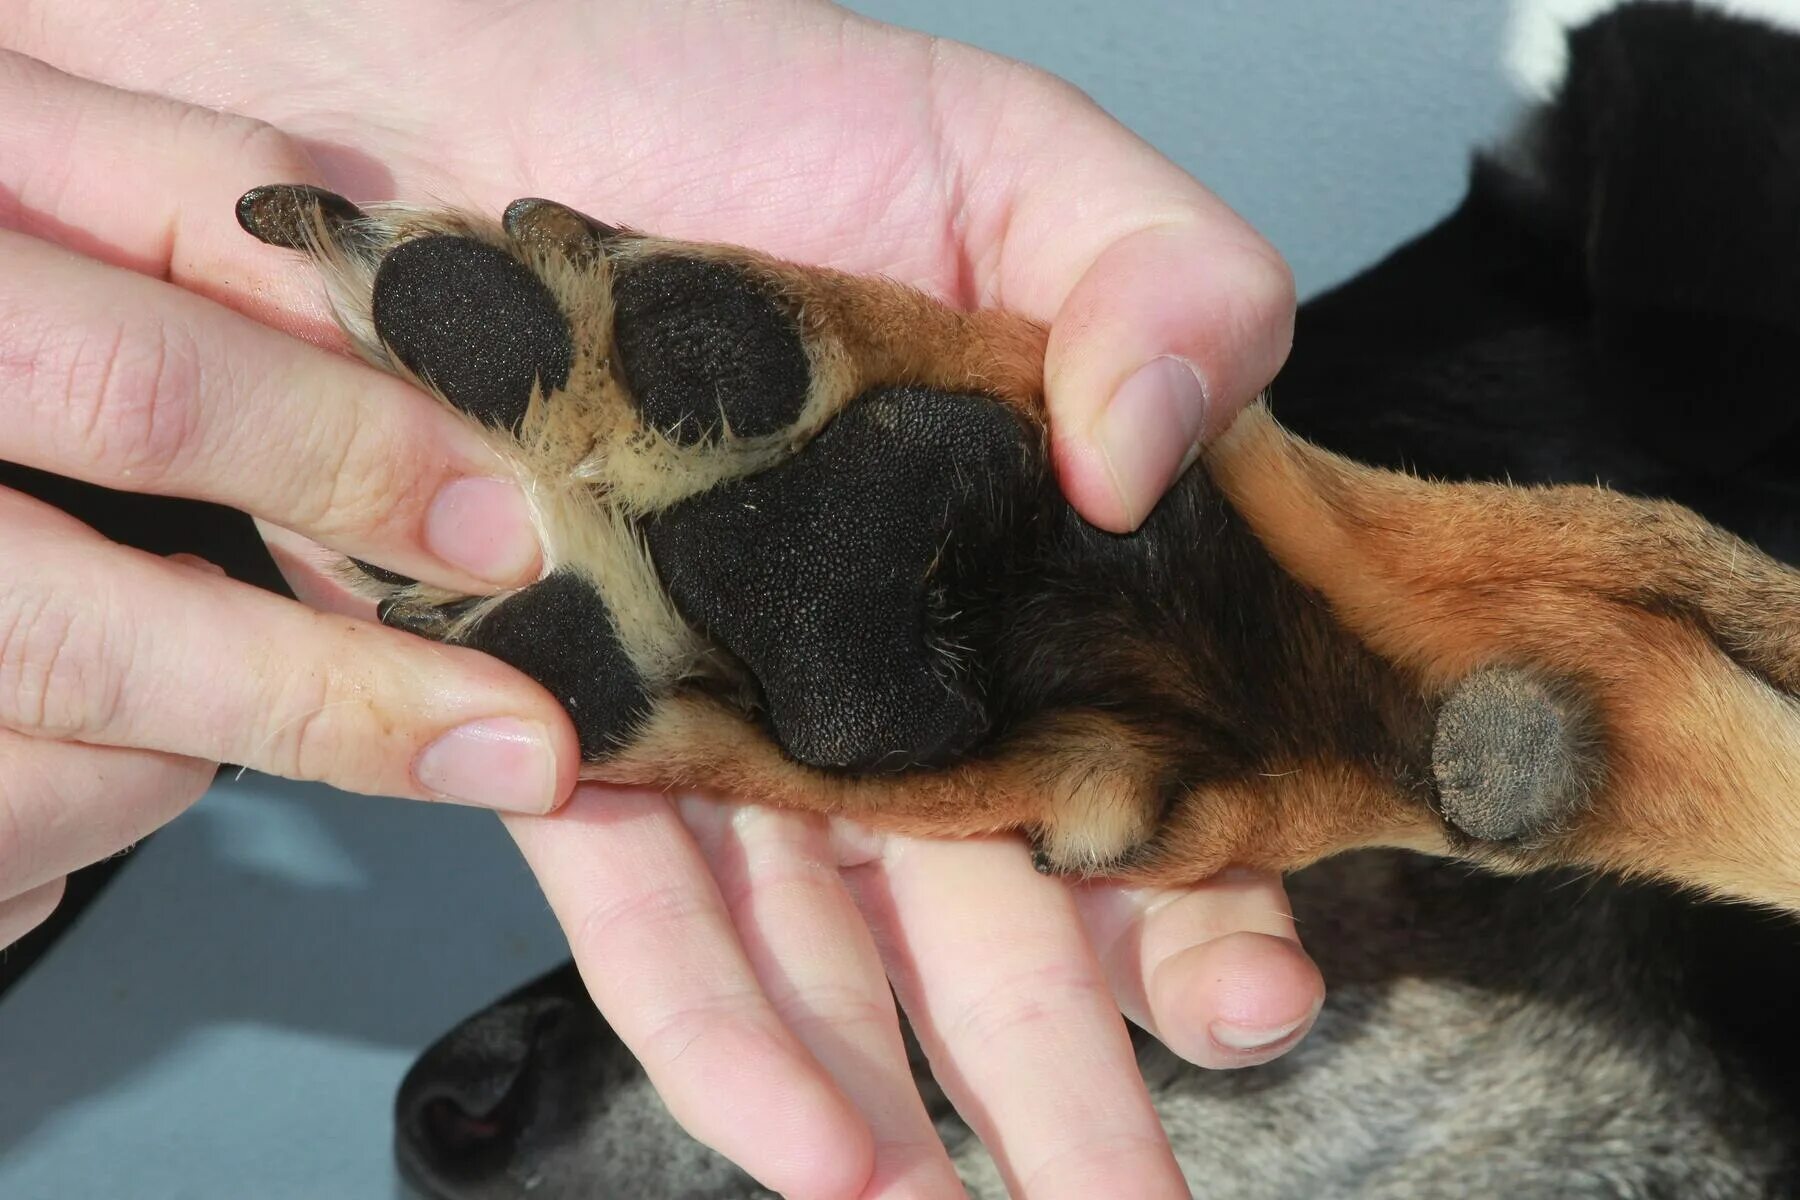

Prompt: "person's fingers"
[0,558,225,905]
[849,837,1188,1200]
[0,227,543,591]
[1041,224,1294,532]
[504,786,875,1200]
[0,726,214,899]
[937,49,1296,533]
[681,798,967,1199]
[0,49,338,337]
[255,522,378,618]
[0,2,343,106]
[1074,870,1324,1069]
[0,51,542,591]
[0,875,65,950]
[0,487,577,811]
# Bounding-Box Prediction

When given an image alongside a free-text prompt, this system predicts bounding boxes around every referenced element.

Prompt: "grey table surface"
[0,776,571,1199]
[0,1,1560,1196]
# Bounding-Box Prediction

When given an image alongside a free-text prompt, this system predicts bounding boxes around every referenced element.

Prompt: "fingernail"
[425,477,542,586]
[415,717,559,814]
[1209,1010,1312,1054]
[1093,356,1210,529]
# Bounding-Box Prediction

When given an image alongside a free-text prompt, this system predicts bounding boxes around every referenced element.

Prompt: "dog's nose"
[395,971,582,1196]
[415,1086,519,1163]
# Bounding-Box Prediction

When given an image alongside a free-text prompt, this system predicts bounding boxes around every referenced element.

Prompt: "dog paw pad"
[441,571,653,759]
[372,235,575,432]
[645,385,1032,770]
[1431,668,1599,844]
[611,255,810,444]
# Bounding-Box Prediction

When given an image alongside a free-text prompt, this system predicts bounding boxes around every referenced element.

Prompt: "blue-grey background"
[0,3,1542,1196]
[850,0,1523,299]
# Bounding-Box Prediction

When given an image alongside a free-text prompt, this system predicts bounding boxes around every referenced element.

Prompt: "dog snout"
[395,966,588,1198]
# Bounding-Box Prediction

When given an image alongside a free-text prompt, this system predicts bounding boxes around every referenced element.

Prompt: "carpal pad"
[240,185,1800,913]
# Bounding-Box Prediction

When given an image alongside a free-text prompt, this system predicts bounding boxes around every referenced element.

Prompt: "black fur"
[1547,2,1800,473]
[949,460,1442,867]
[1273,5,1800,558]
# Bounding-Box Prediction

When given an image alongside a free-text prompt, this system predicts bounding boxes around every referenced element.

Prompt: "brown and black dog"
[237,2,1800,1195]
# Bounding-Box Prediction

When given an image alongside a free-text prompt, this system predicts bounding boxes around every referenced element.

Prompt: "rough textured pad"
[449,571,652,760]
[611,256,810,444]
[372,236,574,432]
[1431,668,1597,843]
[645,385,1031,771]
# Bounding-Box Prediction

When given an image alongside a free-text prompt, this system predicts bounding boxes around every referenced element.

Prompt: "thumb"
[1044,222,1295,533]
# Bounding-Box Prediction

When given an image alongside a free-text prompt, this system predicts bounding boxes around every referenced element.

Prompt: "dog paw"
[241,186,1800,910]
[237,186,1045,773]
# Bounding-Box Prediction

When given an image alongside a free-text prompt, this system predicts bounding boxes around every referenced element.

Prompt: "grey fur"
[394,852,1799,1200]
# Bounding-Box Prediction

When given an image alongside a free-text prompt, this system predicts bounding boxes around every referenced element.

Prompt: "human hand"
[0,51,588,951]
[0,3,1316,1196]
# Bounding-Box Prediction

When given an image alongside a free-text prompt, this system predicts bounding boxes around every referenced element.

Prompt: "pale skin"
[0,2,1316,1196]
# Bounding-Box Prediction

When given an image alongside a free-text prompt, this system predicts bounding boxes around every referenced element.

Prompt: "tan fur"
[761,256,1049,416]
[590,696,1442,887]
[1144,763,1451,880]
[592,699,1165,857]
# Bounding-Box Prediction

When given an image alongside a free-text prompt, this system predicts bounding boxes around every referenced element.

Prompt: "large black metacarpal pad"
[645,386,1033,771]
[611,256,811,444]
[371,235,574,431]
